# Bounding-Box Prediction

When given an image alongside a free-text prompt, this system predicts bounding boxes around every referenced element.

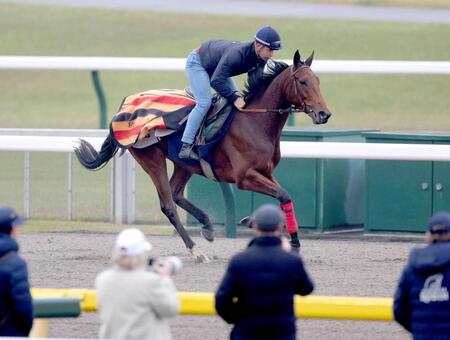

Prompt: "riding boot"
[178,142,199,161]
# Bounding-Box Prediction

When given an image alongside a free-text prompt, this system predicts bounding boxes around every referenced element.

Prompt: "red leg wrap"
[280,201,298,234]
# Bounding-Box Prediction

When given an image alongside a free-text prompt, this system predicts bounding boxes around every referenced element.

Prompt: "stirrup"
[179,143,199,160]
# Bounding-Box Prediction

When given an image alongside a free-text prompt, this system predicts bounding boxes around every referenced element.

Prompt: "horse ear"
[293,50,301,67]
[305,50,314,66]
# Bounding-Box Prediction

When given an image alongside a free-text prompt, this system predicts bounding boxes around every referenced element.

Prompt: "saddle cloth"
[111,89,196,148]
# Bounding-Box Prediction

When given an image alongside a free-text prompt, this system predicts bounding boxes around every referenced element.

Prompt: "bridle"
[238,64,311,115]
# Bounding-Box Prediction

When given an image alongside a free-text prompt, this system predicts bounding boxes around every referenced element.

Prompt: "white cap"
[115,228,152,256]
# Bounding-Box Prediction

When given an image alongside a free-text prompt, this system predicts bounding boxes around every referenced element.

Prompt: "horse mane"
[242,59,289,102]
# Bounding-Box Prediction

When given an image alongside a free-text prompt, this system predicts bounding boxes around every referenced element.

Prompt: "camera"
[148,256,182,275]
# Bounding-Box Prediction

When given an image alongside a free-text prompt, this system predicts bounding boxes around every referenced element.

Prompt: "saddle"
[184,88,233,145]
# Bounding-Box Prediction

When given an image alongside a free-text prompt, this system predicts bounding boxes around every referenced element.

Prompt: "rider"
[179,26,282,160]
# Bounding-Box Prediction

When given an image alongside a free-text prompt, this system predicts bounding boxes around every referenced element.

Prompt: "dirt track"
[21,231,421,339]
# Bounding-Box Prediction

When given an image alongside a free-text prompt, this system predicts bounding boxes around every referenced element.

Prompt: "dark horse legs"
[169,164,215,242]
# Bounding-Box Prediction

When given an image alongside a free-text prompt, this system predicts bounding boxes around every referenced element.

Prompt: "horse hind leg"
[169,165,215,242]
[129,147,210,263]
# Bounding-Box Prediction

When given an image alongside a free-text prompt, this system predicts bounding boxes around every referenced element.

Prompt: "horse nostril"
[319,111,329,119]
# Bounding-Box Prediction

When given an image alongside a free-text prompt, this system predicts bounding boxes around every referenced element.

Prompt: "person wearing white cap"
[95,228,180,340]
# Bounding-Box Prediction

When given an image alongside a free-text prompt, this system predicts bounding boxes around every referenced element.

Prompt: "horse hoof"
[200,227,215,242]
[239,216,252,226]
[190,247,211,264]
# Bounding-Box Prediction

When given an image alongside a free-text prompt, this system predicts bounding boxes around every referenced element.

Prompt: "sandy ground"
[20,230,421,339]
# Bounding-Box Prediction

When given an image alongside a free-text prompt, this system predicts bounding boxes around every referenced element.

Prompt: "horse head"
[287,50,332,124]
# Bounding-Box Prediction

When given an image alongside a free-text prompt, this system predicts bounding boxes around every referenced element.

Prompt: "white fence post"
[112,152,135,224]
[24,152,30,218]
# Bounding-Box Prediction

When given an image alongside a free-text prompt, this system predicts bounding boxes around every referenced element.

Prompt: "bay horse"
[74,50,331,262]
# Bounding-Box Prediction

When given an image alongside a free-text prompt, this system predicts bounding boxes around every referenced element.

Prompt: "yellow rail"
[32,288,393,321]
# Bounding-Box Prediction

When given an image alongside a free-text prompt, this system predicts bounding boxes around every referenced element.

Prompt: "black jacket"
[198,40,266,102]
[0,234,33,336]
[215,236,314,340]
[394,242,450,340]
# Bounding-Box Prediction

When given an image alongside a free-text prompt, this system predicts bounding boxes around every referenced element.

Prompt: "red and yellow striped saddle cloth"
[111,89,196,147]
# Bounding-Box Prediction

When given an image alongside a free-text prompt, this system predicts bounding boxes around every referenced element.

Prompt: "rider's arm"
[210,49,244,103]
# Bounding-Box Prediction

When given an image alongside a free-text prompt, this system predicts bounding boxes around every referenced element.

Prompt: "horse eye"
[299,80,307,86]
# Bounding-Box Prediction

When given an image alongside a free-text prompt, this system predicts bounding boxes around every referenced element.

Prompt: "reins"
[238,105,305,115]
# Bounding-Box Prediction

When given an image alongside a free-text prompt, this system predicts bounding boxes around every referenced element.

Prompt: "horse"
[74,50,331,262]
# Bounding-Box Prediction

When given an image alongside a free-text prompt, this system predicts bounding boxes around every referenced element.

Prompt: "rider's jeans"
[182,50,212,144]
[182,50,238,144]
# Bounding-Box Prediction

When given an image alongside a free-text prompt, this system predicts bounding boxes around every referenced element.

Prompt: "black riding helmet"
[255,26,282,50]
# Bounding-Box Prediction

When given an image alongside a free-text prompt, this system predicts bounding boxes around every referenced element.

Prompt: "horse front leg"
[237,169,301,251]
[170,165,215,242]
[158,194,210,263]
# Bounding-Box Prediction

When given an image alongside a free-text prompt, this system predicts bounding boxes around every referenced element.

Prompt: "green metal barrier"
[31,297,81,338]
[91,70,108,129]
[33,297,81,318]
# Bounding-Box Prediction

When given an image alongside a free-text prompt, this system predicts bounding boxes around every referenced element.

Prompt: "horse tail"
[74,132,119,170]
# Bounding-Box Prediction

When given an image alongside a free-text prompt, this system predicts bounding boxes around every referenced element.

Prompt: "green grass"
[0,3,449,224]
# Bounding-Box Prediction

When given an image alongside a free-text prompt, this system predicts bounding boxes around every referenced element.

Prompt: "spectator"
[95,228,179,340]
[394,211,450,339]
[0,206,33,337]
[215,203,314,340]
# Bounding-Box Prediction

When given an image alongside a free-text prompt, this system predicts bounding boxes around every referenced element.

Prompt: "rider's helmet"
[255,26,282,50]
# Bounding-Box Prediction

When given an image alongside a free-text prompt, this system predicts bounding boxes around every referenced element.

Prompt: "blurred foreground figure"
[215,204,314,340]
[95,228,180,340]
[394,211,450,339]
[0,206,33,337]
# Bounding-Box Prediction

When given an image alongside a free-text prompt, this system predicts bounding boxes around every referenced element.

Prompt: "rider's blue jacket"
[393,241,450,339]
[197,40,266,103]
[0,233,33,337]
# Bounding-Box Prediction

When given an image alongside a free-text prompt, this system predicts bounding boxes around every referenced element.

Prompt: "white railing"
[4,135,450,161]
[1,56,450,74]
[281,141,450,161]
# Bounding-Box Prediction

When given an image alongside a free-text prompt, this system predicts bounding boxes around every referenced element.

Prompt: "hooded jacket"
[393,242,450,340]
[0,234,33,336]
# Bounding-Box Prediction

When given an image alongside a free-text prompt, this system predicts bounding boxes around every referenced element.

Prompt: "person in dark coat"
[178,26,282,160]
[215,204,314,340]
[393,211,450,339]
[0,206,33,337]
